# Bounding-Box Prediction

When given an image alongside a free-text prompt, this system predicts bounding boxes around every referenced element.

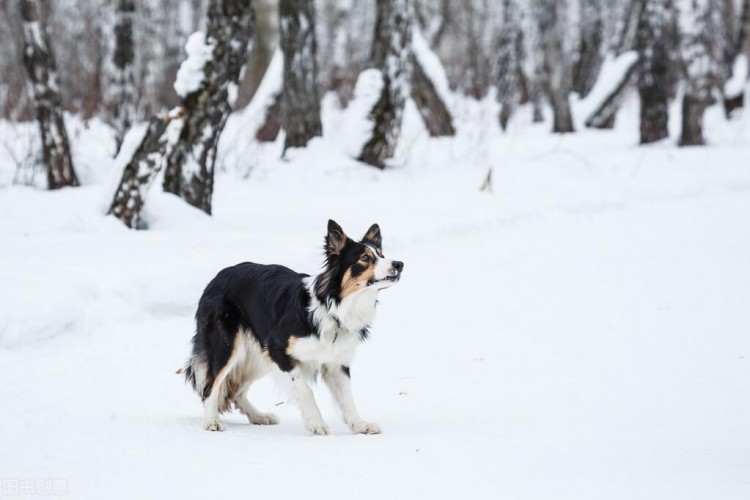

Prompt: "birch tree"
[410,28,455,136]
[535,0,575,133]
[496,0,522,131]
[108,111,184,229]
[109,0,255,227]
[279,0,322,152]
[19,0,79,189]
[678,0,724,145]
[723,0,749,115]
[636,0,672,144]
[740,0,750,57]
[321,0,357,105]
[109,0,137,153]
[573,0,605,98]
[162,0,255,214]
[358,0,412,169]
[520,1,546,123]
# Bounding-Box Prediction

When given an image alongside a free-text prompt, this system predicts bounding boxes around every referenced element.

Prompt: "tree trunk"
[738,0,750,56]
[636,0,671,144]
[321,0,357,106]
[536,0,575,133]
[358,0,412,169]
[520,3,546,123]
[415,0,449,50]
[614,0,639,54]
[586,54,639,128]
[108,110,185,229]
[495,0,521,131]
[678,0,720,146]
[723,0,749,116]
[110,0,137,154]
[19,0,79,189]
[573,0,604,98]
[279,0,322,153]
[410,54,454,136]
[410,28,454,136]
[162,0,255,214]
[238,47,283,142]
[679,95,709,145]
[256,93,282,142]
[531,83,545,123]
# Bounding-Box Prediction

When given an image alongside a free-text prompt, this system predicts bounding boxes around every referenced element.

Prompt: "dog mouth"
[367,274,400,286]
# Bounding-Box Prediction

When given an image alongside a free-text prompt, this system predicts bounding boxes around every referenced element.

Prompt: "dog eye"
[360,254,370,262]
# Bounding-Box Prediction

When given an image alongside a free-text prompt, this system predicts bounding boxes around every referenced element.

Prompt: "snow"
[174,32,214,98]
[341,68,384,158]
[2,93,750,499]
[0,119,39,187]
[218,48,283,175]
[412,27,453,106]
[576,51,639,125]
[724,54,748,99]
[100,121,148,212]
[227,81,238,107]
[22,20,46,52]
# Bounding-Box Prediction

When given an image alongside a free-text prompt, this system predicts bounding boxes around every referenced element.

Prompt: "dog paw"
[305,421,330,435]
[249,412,279,426]
[203,418,226,432]
[349,421,381,435]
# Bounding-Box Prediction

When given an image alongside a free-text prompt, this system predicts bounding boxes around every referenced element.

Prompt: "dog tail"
[183,356,211,401]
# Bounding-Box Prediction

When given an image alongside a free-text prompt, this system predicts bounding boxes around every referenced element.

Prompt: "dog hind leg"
[234,384,279,425]
[202,333,244,432]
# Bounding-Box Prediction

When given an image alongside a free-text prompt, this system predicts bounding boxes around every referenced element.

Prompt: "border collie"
[183,220,403,435]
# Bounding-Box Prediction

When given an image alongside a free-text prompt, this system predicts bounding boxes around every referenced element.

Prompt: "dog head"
[314,219,403,304]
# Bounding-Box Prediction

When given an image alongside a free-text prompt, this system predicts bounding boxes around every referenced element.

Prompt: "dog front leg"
[322,364,380,435]
[277,368,329,435]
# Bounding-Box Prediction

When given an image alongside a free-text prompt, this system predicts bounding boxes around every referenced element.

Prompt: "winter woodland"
[1,0,750,498]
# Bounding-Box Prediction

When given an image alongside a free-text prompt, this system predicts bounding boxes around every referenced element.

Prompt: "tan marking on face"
[340,252,377,300]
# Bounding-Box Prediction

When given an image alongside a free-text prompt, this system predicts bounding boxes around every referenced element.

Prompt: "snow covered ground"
[1,93,750,499]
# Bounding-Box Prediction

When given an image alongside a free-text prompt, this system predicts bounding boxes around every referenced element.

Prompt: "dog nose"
[392,261,404,272]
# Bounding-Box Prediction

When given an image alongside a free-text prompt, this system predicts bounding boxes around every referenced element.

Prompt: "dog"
[183,220,403,435]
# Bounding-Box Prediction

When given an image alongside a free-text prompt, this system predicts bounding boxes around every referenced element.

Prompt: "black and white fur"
[184,220,403,435]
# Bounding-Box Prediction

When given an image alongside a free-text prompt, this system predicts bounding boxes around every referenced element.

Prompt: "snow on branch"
[174,32,215,99]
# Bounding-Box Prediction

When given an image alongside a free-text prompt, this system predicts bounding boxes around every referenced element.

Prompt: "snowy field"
[1,94,750,499]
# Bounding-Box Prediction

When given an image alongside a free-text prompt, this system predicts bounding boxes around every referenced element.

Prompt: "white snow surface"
[174,31,214,98]
[1,94,750,499]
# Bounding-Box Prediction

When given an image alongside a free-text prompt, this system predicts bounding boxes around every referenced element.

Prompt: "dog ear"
[325,219,347,256]
[362,223,382,250]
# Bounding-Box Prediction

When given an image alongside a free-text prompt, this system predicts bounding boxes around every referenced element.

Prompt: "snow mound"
[412,27,453,106]
[100,122,150,214]
[218,48,283,175]
[576,51,639,124]
[174,32,214,98]
[724,55,748,99]
[342,69,384,158]
[140,189,211,231]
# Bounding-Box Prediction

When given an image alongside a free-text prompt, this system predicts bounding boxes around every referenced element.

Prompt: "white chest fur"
[290,279,379,367]
[289,328,361,367]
